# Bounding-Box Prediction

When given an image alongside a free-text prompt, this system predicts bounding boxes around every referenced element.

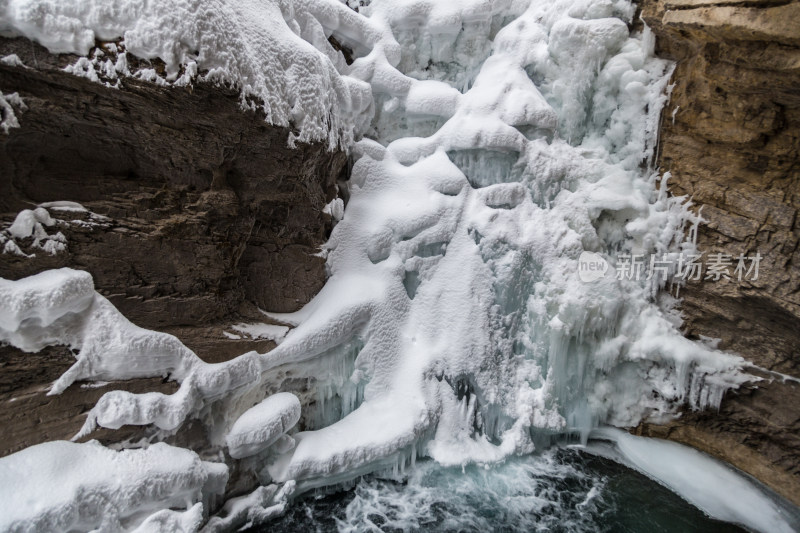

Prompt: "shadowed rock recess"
[0,36,346,456]
[639,0,800,506]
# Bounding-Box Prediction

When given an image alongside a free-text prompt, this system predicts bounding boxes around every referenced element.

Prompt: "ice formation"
[589,428,799,533]
[226,393,301,459]
[0,0,786,530]
[0,440,227,532]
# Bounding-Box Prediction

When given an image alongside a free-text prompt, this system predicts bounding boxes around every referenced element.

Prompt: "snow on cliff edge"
[0,0,383,149]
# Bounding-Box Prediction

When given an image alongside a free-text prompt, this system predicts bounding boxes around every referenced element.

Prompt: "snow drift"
[0,440,227,532]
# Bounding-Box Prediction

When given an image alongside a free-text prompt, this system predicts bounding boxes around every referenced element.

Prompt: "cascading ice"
[0,0,763,530]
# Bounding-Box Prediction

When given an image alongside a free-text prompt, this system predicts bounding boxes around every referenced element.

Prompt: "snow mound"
[1,207,67,257]
[0,269,265,438]
[0,440,227,533]
[226,392,301,459]
[0,91,25,133]
[1,204,110,258]
[0,268,94,335]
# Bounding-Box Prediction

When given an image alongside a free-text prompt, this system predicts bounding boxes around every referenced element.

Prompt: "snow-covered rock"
[0,440,227,533]
[226,393,301,459]
[0,0,381,149]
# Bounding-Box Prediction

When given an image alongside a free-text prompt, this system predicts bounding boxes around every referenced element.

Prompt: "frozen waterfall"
[0,0,794,531]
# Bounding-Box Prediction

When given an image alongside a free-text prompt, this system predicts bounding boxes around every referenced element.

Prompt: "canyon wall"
[0,36,347,456]
[639,0,800,506]
[1,1,799,509]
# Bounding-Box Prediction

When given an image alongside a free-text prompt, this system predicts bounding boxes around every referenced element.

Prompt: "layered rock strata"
[639,0,800,505]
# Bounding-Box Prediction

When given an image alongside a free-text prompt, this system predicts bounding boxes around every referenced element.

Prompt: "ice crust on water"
[0,0,781,529]
[0,440,227,533]
[590,427,800,533]
[226,392,301,459]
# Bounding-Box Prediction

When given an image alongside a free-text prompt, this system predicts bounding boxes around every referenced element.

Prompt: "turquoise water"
[249,448,746,532]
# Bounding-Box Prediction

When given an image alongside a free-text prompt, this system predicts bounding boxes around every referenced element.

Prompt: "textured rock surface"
[0,36,347,455]
[640,0,800,506]
[0,37,346,320]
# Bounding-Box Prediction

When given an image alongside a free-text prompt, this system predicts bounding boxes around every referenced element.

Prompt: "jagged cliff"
[0,36,346,456]
[639,0,800,506]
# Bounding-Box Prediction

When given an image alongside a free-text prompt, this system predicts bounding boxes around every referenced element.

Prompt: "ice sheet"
[589,427,799,533]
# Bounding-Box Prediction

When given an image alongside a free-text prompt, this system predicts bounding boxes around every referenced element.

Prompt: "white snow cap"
[0,440,227,532]
[0,0,387,148]
[0,268,94,334]
[226,392,302,459]
[1,207,67,256]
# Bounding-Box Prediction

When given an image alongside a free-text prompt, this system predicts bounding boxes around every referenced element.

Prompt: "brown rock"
[641,0,800,505]
[0,36,347,456]
[0,36,347,324]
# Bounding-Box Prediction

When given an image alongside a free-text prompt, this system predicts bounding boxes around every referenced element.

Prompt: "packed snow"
[226,392,301,459]
[0,0,790,530]
[0,440,227,532]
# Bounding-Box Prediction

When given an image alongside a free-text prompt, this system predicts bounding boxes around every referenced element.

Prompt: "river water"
[253,448,746,532]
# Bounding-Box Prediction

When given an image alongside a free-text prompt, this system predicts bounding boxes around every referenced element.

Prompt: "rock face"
[0,36,347,455]
[640,0,800,506]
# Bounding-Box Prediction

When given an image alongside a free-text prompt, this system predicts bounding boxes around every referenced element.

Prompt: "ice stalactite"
[249,0,751,487]
[0,0,770,531]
